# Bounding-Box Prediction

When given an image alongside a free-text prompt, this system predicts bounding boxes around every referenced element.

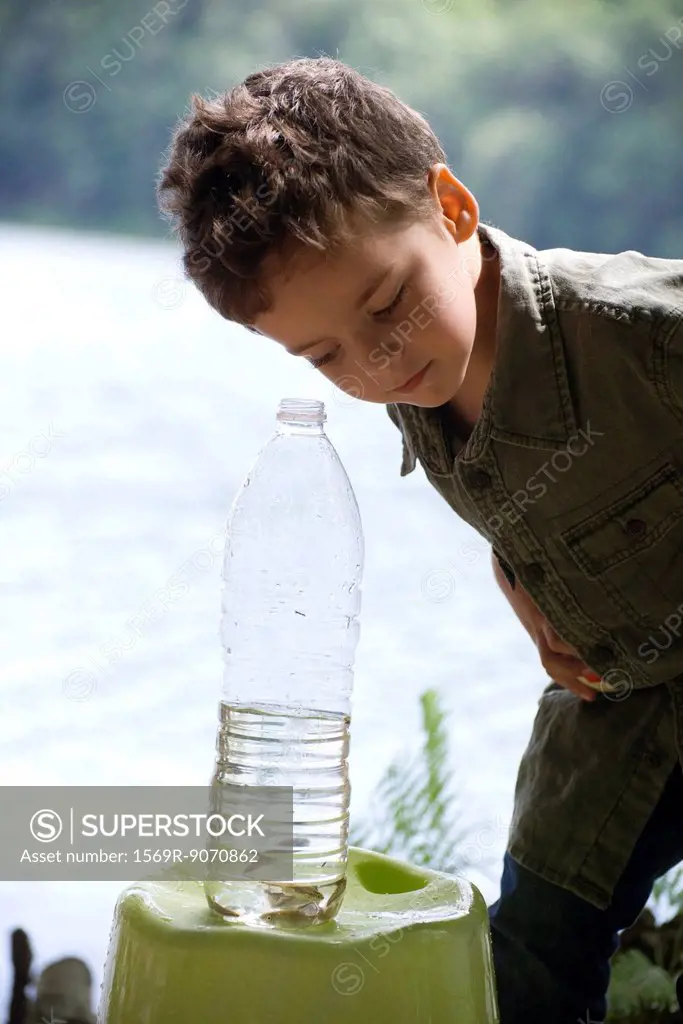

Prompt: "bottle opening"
[276,398,326,425]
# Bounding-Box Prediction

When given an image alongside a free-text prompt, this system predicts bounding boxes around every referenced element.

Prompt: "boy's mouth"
[389,361,432,395]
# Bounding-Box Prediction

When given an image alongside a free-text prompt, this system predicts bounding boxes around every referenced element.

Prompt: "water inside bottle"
[204,701,350,926]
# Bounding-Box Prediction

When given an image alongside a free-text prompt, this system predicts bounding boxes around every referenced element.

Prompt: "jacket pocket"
[559,459,683,630]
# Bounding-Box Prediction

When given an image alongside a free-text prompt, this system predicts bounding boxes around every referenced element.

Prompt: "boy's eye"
[308,350,338,369]
[374,284,406,319]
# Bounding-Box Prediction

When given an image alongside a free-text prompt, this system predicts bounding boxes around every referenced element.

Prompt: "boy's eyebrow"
[290,266,394,354]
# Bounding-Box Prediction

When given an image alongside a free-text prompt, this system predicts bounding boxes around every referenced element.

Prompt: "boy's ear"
[427,163,479,243]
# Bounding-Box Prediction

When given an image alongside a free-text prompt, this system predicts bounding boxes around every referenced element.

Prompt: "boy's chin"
[393,392,445,409]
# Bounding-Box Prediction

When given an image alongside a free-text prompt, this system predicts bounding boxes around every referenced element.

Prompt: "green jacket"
[387,222,683,910]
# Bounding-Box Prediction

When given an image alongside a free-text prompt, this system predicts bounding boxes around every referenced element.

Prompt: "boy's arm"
[490,548,599,702]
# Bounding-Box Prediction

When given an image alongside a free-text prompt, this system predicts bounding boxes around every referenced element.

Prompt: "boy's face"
[253,168,481,408]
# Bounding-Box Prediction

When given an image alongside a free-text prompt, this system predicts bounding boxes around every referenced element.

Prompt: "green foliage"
[606,949,678,1021]
[651,867,683,924]
[351,688,496,877]
[354,687,683,1021]
[1,0,682,255]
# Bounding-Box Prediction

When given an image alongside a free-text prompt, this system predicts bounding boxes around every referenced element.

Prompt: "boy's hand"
[491,550,599,702]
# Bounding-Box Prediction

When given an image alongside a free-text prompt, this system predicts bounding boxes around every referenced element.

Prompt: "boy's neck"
[443,232,500,435]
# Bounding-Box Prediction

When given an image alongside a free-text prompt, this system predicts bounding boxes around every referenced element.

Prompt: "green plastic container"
[99,846,499,1022]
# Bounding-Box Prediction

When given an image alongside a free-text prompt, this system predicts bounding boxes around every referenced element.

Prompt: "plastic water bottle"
[204,398,364,926]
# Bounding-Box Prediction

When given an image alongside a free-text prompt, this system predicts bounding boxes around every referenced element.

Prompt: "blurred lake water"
[0,223,545,1009]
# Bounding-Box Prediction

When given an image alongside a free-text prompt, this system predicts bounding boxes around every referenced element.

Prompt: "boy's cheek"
[436,284,456,307]
[329,370,367,402]
[407,305,434,332]
[421,295,439,320]
[368,349,391,371]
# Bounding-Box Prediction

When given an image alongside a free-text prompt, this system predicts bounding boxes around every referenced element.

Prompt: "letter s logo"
[30,809,63,842]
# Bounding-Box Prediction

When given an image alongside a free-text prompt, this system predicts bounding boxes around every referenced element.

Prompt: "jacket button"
[625,518,646,538]
[467,468,491,490]
[592,643,614,663]
[526,562,545,584]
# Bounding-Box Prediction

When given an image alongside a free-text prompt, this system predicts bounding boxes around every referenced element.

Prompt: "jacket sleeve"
[661,308,683,421]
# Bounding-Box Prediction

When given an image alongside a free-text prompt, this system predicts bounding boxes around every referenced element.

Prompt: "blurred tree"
[0,0,681,254]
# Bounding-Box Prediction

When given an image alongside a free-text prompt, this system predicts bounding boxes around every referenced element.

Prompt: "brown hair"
[157,56,446,327]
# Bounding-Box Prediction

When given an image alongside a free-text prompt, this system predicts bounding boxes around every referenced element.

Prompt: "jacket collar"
[389,222,580,477]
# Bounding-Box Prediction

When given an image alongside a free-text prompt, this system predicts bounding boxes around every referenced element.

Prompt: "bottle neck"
[276,398,326,435]
[276,420,324,436]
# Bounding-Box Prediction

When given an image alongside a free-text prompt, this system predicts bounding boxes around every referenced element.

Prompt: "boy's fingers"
[558,676,598,702]
[538,649,598,701]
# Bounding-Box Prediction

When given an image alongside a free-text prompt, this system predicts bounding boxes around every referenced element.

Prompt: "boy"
[157,56,683,1022]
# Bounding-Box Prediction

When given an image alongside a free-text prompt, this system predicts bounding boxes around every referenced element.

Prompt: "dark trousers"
[488,760,683,1024]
